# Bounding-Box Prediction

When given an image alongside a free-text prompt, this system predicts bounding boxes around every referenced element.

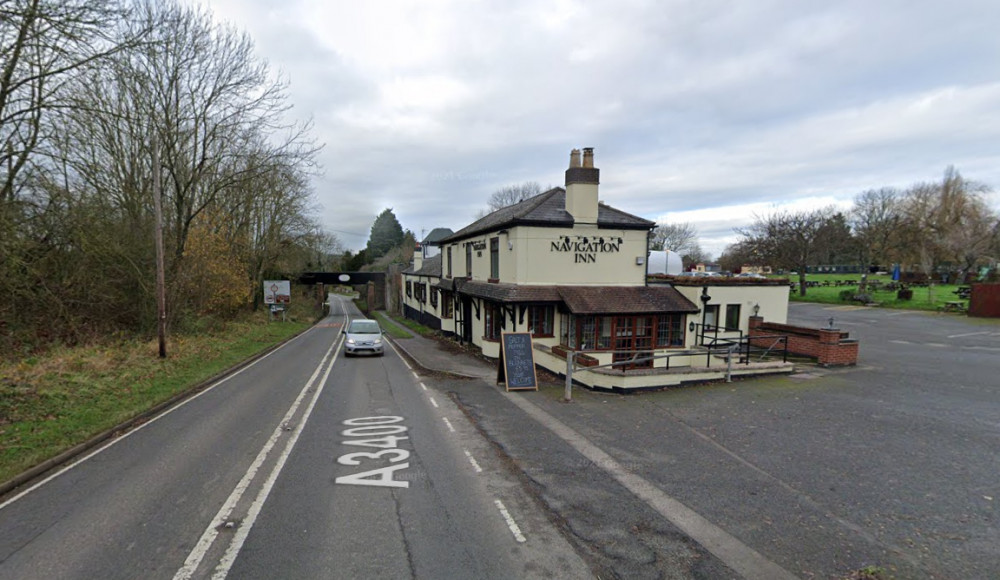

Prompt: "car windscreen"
[349,321,381,334]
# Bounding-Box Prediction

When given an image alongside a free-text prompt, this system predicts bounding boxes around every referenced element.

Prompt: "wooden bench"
[940,301,967,313]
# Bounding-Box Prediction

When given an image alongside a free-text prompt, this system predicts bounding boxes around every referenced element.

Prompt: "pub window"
[560,313,574,348]
[490,237,499,280]
[704,305,720,330]
[528,305,554,337]
[406,280,412,298]
[483,302,502,341]
[447,247,453,278]
[725,304,741,330]
[466,244,473,277]
[441,291,453,318]
[430,287,438,308]
[656,314,684,347]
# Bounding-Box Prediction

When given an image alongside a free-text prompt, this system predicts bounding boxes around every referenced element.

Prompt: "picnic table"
[940,301,967,313]
[954,286,972,300]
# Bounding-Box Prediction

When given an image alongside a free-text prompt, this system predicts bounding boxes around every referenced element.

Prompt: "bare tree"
[473,181,543,219]
[650,222,698,253]
[849,187,902,272]
[736,207,840,296]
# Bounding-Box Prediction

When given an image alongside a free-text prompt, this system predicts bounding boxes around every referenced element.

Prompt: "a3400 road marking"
[334,416,411,488]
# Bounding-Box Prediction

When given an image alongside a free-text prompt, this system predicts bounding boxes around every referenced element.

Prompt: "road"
[0,296,589,579]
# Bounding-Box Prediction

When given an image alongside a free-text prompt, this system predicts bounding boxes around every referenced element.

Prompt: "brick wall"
[749,316,859,366]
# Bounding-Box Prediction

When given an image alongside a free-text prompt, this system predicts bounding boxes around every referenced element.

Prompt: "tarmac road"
[0,295,589,579]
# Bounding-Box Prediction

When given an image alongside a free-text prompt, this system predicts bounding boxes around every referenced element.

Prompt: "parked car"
[342,318,385,356]
[737,272,766,278]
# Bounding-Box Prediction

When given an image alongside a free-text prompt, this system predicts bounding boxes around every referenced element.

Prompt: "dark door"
[462,298,473,343]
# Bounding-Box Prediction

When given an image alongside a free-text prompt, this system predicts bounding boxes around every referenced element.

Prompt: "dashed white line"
[419,382,428,391]
[411,372,420,380]
[494,499,527,543]
[442,417,456,432]
[926,343,948,348]
[890,340,913,345]
[463,449,483,473]
[429,397,439,408]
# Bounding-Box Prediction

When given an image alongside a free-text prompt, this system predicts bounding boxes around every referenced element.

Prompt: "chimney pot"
[582,147,594,168]
[569,149,582,168]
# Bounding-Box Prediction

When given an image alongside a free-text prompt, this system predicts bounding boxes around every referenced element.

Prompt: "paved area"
[387,309,1000,579]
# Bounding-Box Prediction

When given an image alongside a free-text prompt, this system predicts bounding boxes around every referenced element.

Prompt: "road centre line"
[0,321,324,512]
[494,499,527,543]
[503,393,798,580]
[464,449,483,473]
[174,335,342,580]
[442,417,456,432]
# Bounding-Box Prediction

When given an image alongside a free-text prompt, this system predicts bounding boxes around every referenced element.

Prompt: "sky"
[194,0,1000,258]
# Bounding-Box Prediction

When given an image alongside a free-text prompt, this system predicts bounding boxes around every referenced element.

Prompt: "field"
[783,273,970,311]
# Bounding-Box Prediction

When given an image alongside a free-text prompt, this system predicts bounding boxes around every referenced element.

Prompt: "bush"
[839,290,855,302]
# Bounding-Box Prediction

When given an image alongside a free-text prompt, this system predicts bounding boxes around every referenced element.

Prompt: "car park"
[342,318,385,356]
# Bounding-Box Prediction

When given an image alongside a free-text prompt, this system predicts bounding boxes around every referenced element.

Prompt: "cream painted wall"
[673,283,790,342]
[510,225,648,286]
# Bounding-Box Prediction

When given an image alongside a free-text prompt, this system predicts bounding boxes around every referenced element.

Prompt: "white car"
[342,318,385,356]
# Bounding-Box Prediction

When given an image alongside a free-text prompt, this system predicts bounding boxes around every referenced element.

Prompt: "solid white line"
[429,397,439,408]
[948,331,989,339]
[174,338,341,580]
[0,326,319,513]
[494,499,527,543]
[503,393,798,580]
[463,449,483,473]
[442,417,456,433]
[210,341,340,579]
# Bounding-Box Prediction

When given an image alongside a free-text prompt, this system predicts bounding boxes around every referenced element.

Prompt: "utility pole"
[152,135,167,358]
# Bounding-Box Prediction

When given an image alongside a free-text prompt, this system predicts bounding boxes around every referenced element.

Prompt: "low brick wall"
[749,316,858,366]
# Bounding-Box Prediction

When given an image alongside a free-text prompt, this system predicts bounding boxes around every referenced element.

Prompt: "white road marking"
[494,499,527,543]
[890,340,913,345]
[420,382,428,391]
[174,337,342,580]
[442,417,456,432]
[412,372,420,380]
[0,323,321,513]
[503,393,798,580]
[463,449,483,473]
[948,331,989,339]
[925,343,948,348]
[429,397,439,408]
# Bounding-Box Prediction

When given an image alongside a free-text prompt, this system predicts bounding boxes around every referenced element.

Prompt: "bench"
[940,301,967,313]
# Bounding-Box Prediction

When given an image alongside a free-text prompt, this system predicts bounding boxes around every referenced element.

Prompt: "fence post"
[564,351,575,402]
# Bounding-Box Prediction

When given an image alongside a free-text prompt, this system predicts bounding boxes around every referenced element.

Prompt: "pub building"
[402,148,793,391]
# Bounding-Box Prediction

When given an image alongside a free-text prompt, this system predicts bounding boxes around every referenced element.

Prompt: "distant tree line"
[1,0,339,356]
[719,167,1000,295]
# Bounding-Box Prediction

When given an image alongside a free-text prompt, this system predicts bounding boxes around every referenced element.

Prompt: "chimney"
[413,243,423,271]
[565,147,599,224]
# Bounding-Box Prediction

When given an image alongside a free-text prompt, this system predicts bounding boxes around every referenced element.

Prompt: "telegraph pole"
[152,135,167,358]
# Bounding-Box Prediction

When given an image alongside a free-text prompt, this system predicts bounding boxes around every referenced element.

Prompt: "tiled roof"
[556,285,699,314]
[403,254,441,277]
[441,188,654,243]
[421,228,454,245]
[459,281,562,302]
[455,281,699,314]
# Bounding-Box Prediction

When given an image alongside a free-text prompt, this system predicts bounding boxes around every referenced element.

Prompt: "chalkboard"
[497,332,538,391]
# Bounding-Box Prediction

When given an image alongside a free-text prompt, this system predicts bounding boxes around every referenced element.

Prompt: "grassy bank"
[0,309,314,485]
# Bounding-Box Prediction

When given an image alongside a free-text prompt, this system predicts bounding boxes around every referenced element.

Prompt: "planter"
[551,345,599,367]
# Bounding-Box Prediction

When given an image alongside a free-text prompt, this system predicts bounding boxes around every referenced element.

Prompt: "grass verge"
[784,274,970,311]
[0,312,311,485]
[370,311,413,339]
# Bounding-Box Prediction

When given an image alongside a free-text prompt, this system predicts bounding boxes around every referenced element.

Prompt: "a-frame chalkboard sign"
[497,332,538,391]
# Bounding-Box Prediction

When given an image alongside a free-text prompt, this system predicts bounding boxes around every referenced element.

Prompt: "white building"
[402,148,792,391]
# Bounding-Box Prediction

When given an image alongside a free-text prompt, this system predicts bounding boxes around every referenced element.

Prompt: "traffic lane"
[0,319,345,580]
[225,340,587,579]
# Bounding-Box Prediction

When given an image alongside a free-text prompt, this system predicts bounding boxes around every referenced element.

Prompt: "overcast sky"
[196,0,1000,257]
